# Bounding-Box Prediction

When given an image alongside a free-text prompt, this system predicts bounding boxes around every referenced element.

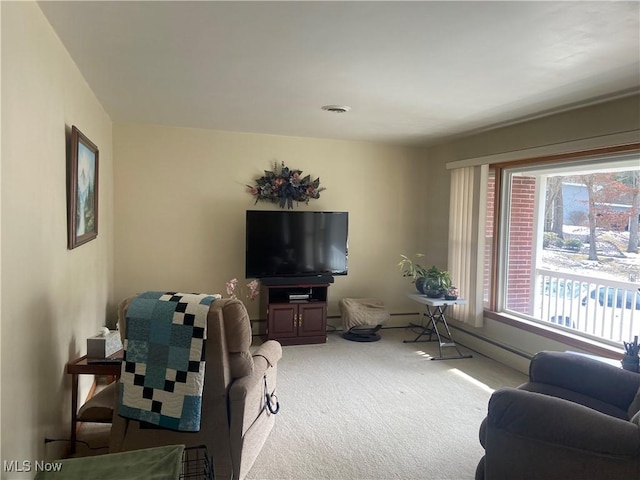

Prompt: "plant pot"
[621,354,639,372]
[425,289,443,299]
[415,277,427,295]
[444,286,459,300]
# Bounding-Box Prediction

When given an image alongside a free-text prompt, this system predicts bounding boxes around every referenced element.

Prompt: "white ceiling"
[38,1,640,146]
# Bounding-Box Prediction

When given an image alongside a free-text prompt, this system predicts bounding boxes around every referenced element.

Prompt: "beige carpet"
[76,327,527,479]
[245,328,527,480]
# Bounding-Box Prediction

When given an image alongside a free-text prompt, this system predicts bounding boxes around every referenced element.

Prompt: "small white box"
[87,331,123,358]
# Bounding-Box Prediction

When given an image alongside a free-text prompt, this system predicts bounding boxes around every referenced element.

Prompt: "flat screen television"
[245,210,348,279]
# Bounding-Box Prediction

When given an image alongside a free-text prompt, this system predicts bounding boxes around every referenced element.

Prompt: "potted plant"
[622,336,639,372]
[398,254,428,293]
[444,286,459,301]
[424,265,454,299]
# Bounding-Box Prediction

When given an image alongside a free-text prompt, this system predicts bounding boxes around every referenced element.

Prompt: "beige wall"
[421,95,640,373]
[1,2,113,471]
[1,0,637,468]
[113,124,425,325]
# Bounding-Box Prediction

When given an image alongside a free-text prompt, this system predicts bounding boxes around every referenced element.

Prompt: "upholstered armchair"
[108,296,282,480]
[476,351,640,480]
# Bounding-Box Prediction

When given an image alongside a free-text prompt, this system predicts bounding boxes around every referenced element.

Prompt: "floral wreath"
[247,161,325,209]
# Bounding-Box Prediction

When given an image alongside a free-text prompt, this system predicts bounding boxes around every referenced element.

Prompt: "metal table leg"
[403,313,436,343]
[404,304,472,360]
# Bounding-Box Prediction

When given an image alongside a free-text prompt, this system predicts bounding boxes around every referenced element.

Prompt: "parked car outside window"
[582,287,640,311]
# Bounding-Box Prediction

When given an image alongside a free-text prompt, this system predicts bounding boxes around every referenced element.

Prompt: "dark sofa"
[476,351,640,480]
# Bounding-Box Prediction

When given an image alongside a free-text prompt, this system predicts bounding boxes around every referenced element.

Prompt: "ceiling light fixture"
[321,105,351,113]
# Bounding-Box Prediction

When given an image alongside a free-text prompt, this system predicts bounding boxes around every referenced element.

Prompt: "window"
[485,150,640,348]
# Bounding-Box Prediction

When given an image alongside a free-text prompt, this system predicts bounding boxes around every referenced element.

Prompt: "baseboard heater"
[326,312,417,320]
[446,323,533,360]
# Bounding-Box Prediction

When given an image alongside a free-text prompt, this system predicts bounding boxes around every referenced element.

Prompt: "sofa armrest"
[228,341,281,405]
[488,387,640,456]
[251,340,283,369]
[529,351,640,411]
[228,341,281,434]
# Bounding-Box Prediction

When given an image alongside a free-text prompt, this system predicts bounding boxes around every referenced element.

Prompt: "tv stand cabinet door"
[298,303,327,341]
[267,304,297,340]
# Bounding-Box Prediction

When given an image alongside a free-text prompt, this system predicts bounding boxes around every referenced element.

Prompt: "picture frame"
[68,125,99,249]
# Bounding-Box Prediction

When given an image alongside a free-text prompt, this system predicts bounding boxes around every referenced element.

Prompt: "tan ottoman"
[338,298,390,342]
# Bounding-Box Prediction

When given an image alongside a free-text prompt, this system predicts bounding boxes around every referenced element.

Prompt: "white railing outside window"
[484,149,640,349]
[533,268,639,345]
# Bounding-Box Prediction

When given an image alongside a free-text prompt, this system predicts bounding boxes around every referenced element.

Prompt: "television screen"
[246,210,348,278]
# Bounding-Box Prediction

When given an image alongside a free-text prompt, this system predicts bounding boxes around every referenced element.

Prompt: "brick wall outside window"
[506,176,536,313]
[483,172,495,304]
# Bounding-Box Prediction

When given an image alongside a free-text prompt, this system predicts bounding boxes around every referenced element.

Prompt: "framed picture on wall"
[68,125,99,249]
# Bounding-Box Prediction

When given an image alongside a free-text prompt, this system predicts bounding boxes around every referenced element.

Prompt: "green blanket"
[34,445,184,480]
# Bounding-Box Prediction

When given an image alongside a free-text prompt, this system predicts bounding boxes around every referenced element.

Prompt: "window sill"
[484,310,625,360]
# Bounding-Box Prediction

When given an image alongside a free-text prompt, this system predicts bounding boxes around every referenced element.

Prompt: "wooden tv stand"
[260,281,329,345]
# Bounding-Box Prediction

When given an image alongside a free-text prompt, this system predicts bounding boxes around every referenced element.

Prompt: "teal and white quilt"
[118,291,221,431]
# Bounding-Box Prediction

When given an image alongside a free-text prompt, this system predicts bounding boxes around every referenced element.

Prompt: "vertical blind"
[448,165,487,327]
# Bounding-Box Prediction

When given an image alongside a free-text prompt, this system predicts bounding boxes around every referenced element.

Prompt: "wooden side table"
[66,351,123,454]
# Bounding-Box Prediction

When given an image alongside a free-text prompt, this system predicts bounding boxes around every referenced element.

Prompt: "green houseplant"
[424,265,453,298]
[398,254,428,293]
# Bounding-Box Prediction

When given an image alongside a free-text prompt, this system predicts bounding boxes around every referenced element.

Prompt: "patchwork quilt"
[118,291,221,431]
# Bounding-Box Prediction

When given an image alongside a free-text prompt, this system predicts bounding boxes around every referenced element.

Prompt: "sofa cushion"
[219,299,255,378]
[488,387,639,456]
[222,299,253,352]
[519,382,629,420]
[529,351,640,411]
